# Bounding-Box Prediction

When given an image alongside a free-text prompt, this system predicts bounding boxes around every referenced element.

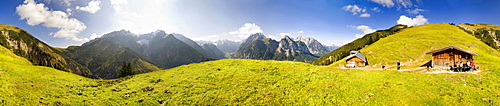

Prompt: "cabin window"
[460,54,469,59]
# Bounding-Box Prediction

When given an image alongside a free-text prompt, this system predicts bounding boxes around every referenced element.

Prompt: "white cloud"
[356,25,377,34]
[371,7,381,12]
[396,0,414,8]
[89,33,102,39]
[370,0,416,8]
[343,5,371,17]
[359,13,371,17]
[354,34,365,38]
[197,22,262,42]
[16,0,87,42]
[369,0,395,8]
[71,37,89,42]
[110,0,128,11]
[229,23,263,38]
[110,0,179,35]
[267,35,280,40]
[343,5,365,15]
[278,32,291,37]
[397,15,428,26]
[76,0,101,14]
[271,30,306,40]
[405,8,426,14]
[349,25,376,38]
[66,8,72,15]
[208,34,219,38]
[328,42,344,46]
[49,0,76,7]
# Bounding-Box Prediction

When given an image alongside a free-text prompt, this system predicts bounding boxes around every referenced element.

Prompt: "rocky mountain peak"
[150,32,168,42]
[296,35,306,40]
[277,35,310,56]
[201,43,225,59]
[240,33,266,48]
[250,33,266,41]
[101,29,135,38]
[282,35,294,43]
[296,35,317,45]
[212,39,242,53]
[233,33,319,63]
[295,35,330,56]
[153,30,167,37]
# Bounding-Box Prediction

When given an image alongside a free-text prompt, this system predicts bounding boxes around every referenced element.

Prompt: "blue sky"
[1,0,500,47]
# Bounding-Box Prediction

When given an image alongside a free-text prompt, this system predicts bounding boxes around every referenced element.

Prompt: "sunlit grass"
[0,24,25,33]
[332,23,500,69]
[1,23,500,105]
[460,23,500,31]
[1,56,499,105]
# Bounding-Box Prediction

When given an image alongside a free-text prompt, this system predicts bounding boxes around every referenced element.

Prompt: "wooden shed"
[346,51,368,67]
[425,45,478,68]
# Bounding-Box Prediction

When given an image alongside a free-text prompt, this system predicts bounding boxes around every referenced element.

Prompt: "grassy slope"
[0,24,93,77]
[0,25,23,33]
[332,23,500,69]
[1,23,500,105]
[0,45,98,104]
[459,23,500,31]
[458,23,500,50]
[314,25,407,65]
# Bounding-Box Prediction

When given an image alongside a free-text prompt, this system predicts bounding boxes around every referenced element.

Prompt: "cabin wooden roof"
[425,45,479,56]
[346,51,367,62]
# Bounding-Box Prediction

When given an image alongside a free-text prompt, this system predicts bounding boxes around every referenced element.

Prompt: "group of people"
[381,61,401,71]
[450,60,476,72]
[381,60,477,72]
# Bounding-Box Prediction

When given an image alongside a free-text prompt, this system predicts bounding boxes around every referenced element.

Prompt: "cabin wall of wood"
[346,57,366,66]
[431,49,473,67]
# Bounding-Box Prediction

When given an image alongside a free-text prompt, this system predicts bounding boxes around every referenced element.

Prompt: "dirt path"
[426,70,481,74]
[337,66,425,71]
[336,66,481,74]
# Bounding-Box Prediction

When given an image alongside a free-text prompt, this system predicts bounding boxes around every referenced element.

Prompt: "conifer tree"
[118,61,136,78]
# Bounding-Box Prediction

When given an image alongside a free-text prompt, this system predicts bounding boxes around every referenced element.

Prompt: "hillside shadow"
[420,60,432,68]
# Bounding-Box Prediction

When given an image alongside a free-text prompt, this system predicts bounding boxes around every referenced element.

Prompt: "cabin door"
[449,54,455,66]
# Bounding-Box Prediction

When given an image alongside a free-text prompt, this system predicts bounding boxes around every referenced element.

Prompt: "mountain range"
[58,36,160,79]
[71,30,224,79]
[196,39,242,53]
[232,33,332,63]
[296,35,333,56]
[0,26,228,79]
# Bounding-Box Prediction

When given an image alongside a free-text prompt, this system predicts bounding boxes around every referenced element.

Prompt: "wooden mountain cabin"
[425,45,478,68]
[345,51,368,67]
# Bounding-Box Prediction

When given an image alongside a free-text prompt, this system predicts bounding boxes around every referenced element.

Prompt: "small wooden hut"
[346,51,368,67]
[425,45,478,68]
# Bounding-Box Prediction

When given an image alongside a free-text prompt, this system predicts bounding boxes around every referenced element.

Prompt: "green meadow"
[1,23,500,105]
[332,23,500,69]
